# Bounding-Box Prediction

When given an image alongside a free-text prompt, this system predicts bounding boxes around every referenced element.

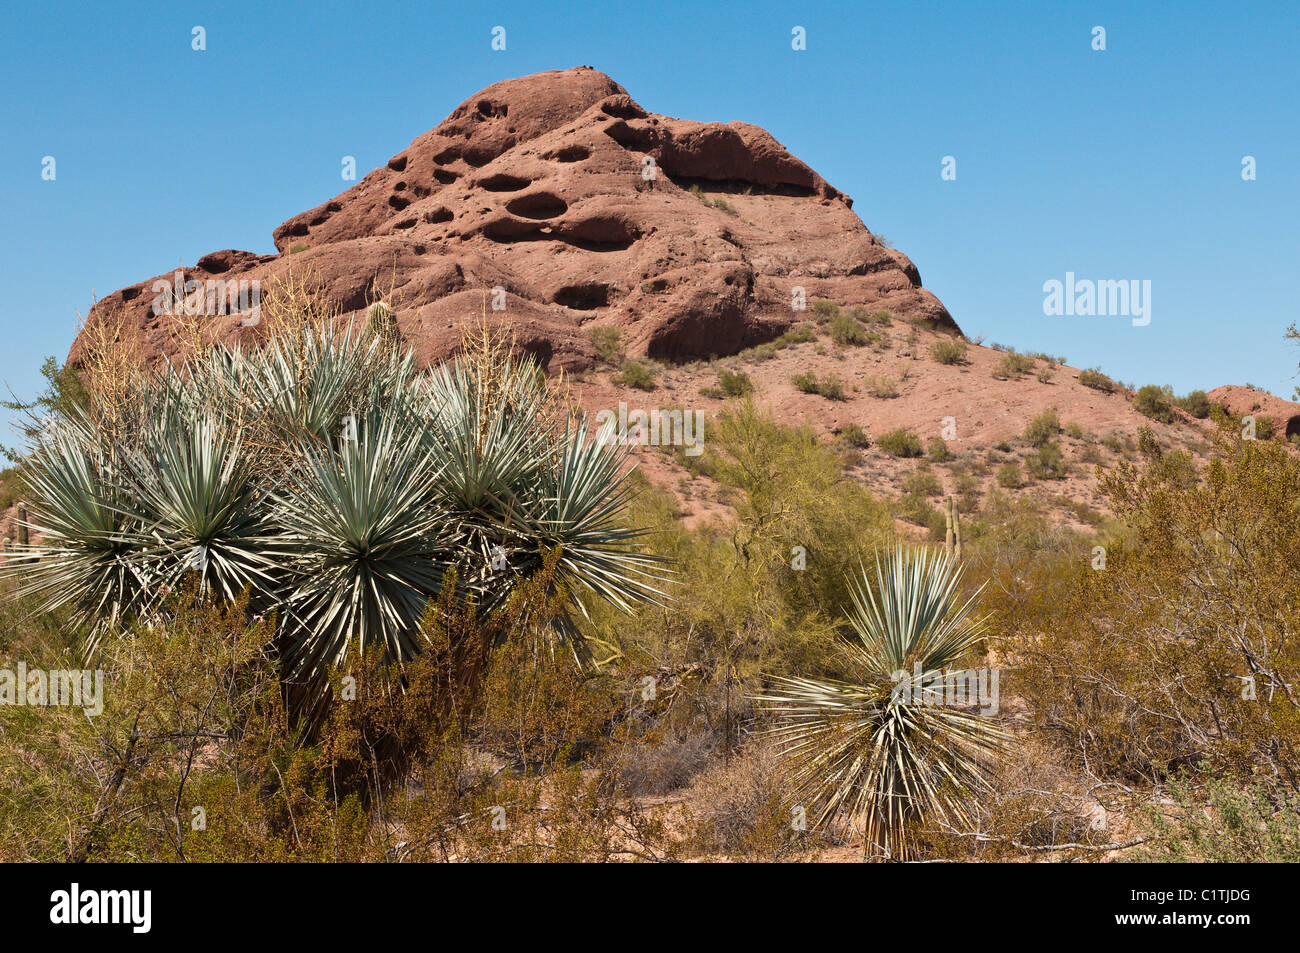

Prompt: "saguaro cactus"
[16,502,28,549]
[944,496,962,560]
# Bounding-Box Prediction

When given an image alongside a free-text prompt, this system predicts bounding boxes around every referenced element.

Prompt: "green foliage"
[1134,384,1175,423]
[999,430,1300,788]
[1023,407,1061,448]
[926,436,951,462]
[838,423,871,448]
[718,369,753,397]
[616,360,656,390]
[791,372,847,400]
[929,339,968,365]
[826,313,868,347]
[991,352,1035,380]
[1024,441,1067,480]
[588,326,624,367]
[877,428,923,458]
[1140,775,1300,862]
[1176,389,1211,418]
[1078,368,1116,393]
[2,323,663,717]
[995,462,1023,489]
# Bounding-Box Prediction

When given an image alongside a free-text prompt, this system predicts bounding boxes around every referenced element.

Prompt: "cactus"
[16,502,28,549]
[944,496,962,560]
[364,300,400,350]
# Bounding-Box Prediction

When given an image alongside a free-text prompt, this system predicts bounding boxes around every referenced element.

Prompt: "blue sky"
[2,0,1297,434]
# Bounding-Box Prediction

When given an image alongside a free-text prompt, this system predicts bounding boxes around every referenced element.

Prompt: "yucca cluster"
[5,316,664,712]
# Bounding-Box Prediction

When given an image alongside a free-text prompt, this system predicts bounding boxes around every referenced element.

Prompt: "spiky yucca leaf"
[755,546,1006,860]
[115,405,278,610]
[3,415,150,635]
[273,407,451,688]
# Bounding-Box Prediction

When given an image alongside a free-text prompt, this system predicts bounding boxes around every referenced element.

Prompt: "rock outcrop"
[1207,385,1300,440]
[69,66,956,372]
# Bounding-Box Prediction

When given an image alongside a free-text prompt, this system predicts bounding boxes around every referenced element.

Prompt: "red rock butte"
[69,66,958,372]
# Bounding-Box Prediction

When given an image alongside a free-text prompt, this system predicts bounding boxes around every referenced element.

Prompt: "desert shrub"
[902,469,943,499]
[1133,384,1175,423]
[999,431,1300,788]
[588,326,624,367]
[1065,422,1085,440]
[877,428,923,458]
[995,462,1023,489]
[838,423,871,448]
[703,369,753,398]
[776,325,817,347]
[1176,389,1211,418]
[1023,407,1061,447]
[864,376,900,399]
[866,309,893,326]
[791,372,847,400]
[718,369,753,397]
[1035,367,1054,384]
[686,743,804,858]
[1139,775,1300,862]
[1246,414,1276,440]
[617,360,656,390]
[929,339,968,365]
[810,300,840,320]
[615,733,716,796]
[1078,368,1115,393]
[992,352,1035,380]
[828,313,870,346]
[926,436,951,461]
[1025,441,1067,480]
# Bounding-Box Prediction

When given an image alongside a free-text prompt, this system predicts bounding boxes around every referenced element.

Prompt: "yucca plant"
[2,313,664,722]
[755,546,1006,860]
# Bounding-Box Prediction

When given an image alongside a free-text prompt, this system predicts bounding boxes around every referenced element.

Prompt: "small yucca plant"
[755,546,1005,860]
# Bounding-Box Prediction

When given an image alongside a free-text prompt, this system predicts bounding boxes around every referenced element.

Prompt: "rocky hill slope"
[69,66,952,372]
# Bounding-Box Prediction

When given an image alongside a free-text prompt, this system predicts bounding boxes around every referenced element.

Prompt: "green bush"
[995,462,1023,489]
[617,360,656,391]
[929,340,968,365]
[1078,368,1115,393]
[810,300,839,321]
[864,376,900,399]
[1,323,663,721]
[828,313,870,346]
[791,372,847,400]
[903,469,943,498]
[992,353,1035,380]
[838,423,871,448]
[877,428,923,458]
[1134,385,1175,423]
[926,436,951,461]
[719,369,753,397]
[588,326,624,367]
[1025,441,1068,480]
[1176,390,1212,419]
[1023,407,1061,448]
